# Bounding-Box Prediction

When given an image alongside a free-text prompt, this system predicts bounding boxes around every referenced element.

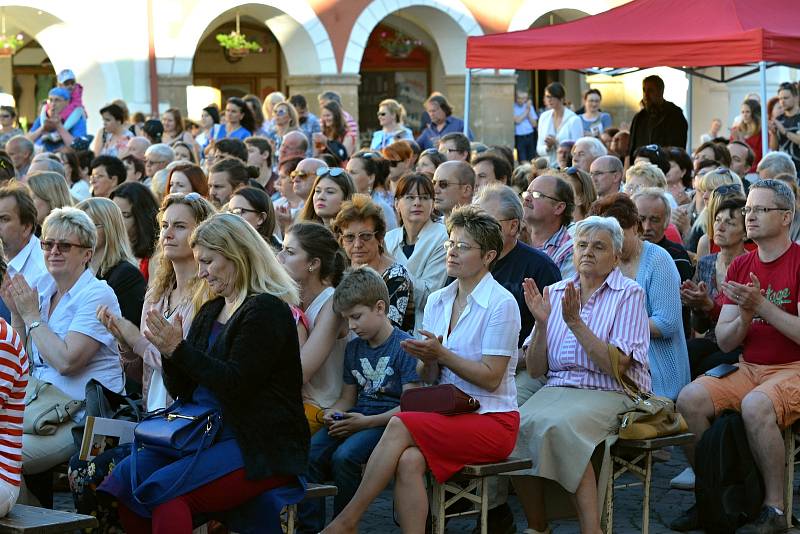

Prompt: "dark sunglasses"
[41,240,89,253]
[713,183,742,196]
[388,160,402,168]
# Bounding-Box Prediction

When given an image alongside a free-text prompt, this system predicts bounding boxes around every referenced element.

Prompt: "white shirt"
[30,269,124,400]
[301,287,346,409]
[7,234,47,290]
[423,272,521,414]
[385,220,449,333]
[536,108,583,166]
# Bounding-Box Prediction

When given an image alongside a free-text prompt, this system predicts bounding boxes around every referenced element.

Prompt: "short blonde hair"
[378,99,406,124]
[27,172,73,214]
[262,91,286,120]
[191,213,299,308]
[625,161,667,189]
[42,207,97,251]
[76,198,135,277]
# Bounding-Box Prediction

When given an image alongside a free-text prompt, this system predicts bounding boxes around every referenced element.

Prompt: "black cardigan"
[162,293,309,480]
[100,261,146,327]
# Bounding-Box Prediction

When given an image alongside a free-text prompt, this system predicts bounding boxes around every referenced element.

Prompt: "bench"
[605,432,694,534]
[0,504,98,533]
[284,483,338,534]
[430,457,532,534]
[784,424,800,529]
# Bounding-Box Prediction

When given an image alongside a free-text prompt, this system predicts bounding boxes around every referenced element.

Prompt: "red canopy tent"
[463,0,800,150]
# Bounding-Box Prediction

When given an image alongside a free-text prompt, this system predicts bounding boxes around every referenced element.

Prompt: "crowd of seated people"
[0,76,795,534]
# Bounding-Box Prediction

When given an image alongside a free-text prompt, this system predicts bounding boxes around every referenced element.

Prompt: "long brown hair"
[322,101,347,142]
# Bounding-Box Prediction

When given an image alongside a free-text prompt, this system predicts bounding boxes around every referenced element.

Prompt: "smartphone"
[704,363,739,379]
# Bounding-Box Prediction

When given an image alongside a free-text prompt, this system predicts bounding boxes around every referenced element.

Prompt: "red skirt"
[394,411,520,483]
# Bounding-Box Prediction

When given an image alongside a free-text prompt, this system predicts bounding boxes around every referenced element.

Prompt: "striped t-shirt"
[0,319,28,486]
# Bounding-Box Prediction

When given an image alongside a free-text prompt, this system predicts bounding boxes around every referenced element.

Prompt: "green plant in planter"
[215,31,262,53]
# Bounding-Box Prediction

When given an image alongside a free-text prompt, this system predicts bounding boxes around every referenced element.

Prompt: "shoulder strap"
[607,344,645,402]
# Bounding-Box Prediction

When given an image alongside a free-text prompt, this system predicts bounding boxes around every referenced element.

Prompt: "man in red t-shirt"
[673,179,800,533]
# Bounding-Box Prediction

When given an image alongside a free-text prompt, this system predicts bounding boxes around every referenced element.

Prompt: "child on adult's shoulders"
[298,266,421,533]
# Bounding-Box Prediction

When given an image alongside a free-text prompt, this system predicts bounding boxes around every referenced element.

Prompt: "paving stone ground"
[54,447,800,532]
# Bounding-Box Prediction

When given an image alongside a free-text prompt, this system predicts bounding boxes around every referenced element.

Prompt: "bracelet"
[27,320,44,332]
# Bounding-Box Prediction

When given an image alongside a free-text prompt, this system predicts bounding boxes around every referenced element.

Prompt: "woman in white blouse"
[323,205,521,534]
[384,173,448,332]
[1,208,124,489]
[536,82,583,167]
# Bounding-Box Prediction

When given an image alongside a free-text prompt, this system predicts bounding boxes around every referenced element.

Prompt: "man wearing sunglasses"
[437,132,470,162]
[0,184,47,322]
[291,158,326,204]
[432,161,474,219]
[628,75,688,161]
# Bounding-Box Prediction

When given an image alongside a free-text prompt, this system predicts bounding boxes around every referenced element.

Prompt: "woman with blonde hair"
[262,91,286,130]
[563,166,596,222]
[100,213,308,532]
[371,99,413,150]
[686,167,745,253]
[98,192,216,409]
[267,101,300,153]
[27,171,74,226]
[77,197,146,328]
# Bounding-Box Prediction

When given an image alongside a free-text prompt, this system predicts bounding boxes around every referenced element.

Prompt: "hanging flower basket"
[216,31,262,55]
[0,33,24,56]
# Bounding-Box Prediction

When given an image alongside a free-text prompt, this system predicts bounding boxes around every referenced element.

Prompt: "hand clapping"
[143,309,184,357]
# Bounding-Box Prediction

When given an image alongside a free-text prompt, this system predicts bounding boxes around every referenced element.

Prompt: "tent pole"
[759,61,769,155]
[464,69,472,136]
[686,71,693,152]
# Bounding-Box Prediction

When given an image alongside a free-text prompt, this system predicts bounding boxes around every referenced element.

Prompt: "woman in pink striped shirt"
[512,216,652,534]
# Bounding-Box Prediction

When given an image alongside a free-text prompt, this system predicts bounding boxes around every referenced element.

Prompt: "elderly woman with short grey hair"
[512,215,652,534]
[0,207,123,494]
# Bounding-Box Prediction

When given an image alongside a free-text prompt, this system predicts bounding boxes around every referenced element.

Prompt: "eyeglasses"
[388,160,402,168]
[340,231,378,244]
[444,240,481,252]
[401,194,432,202]
[522,190,562,203]
[432,180,460,189]
[229,207,262,216]
[316,166,345,178]
[40,240,89,253]
[741,206,789,216]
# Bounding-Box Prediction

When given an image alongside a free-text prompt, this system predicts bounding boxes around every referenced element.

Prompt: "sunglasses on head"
[420,148,439,157]
[316,166,345,178]
[565,166,580,176]
[713,183,741,196]
[357,151,379,160]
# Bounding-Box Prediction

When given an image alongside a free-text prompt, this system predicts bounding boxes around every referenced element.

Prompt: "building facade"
[0,0,796,149]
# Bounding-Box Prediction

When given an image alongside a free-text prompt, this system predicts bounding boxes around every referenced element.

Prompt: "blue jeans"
[297,424,386,533]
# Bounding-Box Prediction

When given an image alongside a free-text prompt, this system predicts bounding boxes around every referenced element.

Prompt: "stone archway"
[507,0,612,31]
[0,3,119,129]
[342,0,483,77]
[169,0,336,79]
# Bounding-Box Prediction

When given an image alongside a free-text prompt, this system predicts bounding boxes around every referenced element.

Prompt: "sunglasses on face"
[41,240,88,253]
[377,112,388,118]
[275,108,288,117]
[340,231,378,244]
[388,160,402,168]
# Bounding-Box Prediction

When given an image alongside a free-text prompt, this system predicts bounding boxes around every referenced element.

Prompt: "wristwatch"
[28,320,44,332]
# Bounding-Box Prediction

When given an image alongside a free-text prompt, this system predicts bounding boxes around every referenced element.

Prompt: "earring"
[308,266,314,272]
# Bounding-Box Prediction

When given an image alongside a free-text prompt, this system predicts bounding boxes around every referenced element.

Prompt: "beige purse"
[23,375,84,435]
[608,345,688,440]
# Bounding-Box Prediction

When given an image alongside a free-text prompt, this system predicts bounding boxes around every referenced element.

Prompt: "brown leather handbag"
[609,345,688,440]
[400,384,480,416]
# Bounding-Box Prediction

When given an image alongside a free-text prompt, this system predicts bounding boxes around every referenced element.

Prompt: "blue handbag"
[130,400,222,506]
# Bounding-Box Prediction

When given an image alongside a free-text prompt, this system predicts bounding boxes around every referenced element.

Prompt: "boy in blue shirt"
[300,267,421,533]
